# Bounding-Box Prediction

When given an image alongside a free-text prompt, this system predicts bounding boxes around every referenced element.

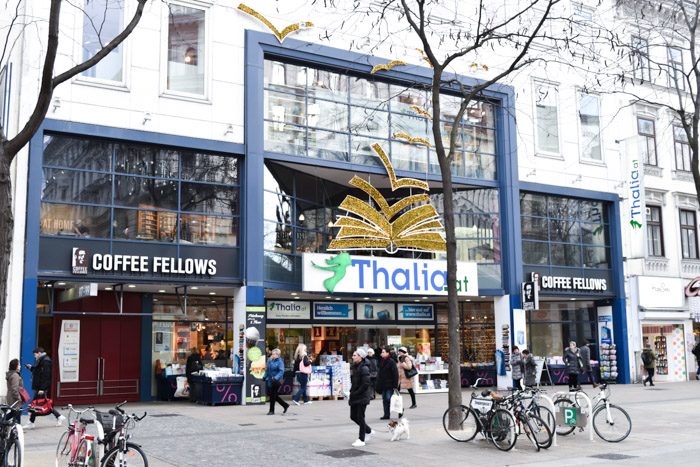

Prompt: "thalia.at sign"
[91,254,216,275]
[302,253,478,296]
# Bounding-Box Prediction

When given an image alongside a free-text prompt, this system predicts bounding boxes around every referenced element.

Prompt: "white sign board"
[267,301,311,320]
[512,308,527,349]
[397,303,434,320]
[597,306,614,345]
[58,320,80,382]
[637,276,685,309]
[302,253,478,296]
[357,302,396,321]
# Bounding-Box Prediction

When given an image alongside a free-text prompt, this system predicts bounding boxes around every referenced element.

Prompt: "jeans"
[582,369,597,385]
[293,373,309,403]
[568,373,579,390]
[350,403,371,442]
[382,389,393,417]
[268,380,288,414]
[644,368,655,386]
[512,378,521,390]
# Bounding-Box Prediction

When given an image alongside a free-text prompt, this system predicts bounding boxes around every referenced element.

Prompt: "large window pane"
[581,222,608,245]
[583,246,609,268]
[391,141,427,172]
[167,5,205,95]
[551,243,581,266]
[40,203,110,238]
[579,93,601,160]
[465,153,496,179]
[42,169,112,205]
[180,182,238,214]
[43,135,112,171]
[265,91,306,126]
[308,100,349,131]
[180,214,237,246]
[307,129,349,161]
[523,241,549,264]
[534,82,559,153]
[349,78,389,109]
[264,220,291,252]
[181,152,238,184]
[264,61,306,93]
[113,208,177,242]
[115,145,179,178]
[548,197,579,219]
[521,216,548,240]
[351,136,386,167]
[391,85,427,114]
[457,239,496,262]
[82,0,123,81]
[264,121,306,155]
[114,176,179,210]
[308,69,348,102]
[466,127,495,154]
[392,113,428,138]
[520,193,547,217]
[350,107,389,138]
[549,219,580,243]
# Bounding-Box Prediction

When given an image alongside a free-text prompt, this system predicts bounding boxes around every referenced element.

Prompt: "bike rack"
[537,393,558,447]
[552,390,594,441]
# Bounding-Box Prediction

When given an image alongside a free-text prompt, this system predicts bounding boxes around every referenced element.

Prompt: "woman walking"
[563,341,582,391]
[511,346,524,390]
[398,347,417,409]
[349,348,373,447]
[292,344,312,406]
[376,345,399,420]
[522,350,537,388]
[263,348,289,415]
[5,359,24,423]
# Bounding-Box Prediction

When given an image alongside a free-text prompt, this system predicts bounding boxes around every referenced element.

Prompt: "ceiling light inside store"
[294,296,300,300]
[363,297,370,300]
[291,292,298,296]
[414,299,420,302]
[105,287,112,291]
[191,286,199,290]
[325,296,331,299]
[209,292,216,295]
[376,299,382,302]
[158,290,166,293]
[335,298,340,301]
[569,298,576,301]
[57,282,66,286]
[154,299,158,302]
[127,284,136,288]
[422,296,428,299]
[46,283,53,288]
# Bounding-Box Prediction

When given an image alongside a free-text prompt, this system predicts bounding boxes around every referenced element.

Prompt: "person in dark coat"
[348,348,373,447]
[375,345,399,420]
[5,359,23,424]
[263,348,289,415]
[563,341,582,391]
[366,348,378,399]
[511,346,524,390]
[24,347,64,428]
[579,339,597,387]
[641,344,657,387]
[186,347,203,401]
[522,350,537,387]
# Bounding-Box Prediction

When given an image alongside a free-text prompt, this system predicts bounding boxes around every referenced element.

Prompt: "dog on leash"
[388,418,410,441]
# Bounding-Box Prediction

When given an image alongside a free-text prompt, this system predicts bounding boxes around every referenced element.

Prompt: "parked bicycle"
[55,405,103,467]
[98,402,147,467]
[0,403,23,467]
[502,390,553,451]
[553,382,631,442]
[518,386,556,432]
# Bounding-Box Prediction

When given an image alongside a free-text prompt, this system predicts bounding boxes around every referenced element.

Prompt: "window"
[81,0,124,81]
[632,36,650,82]
[41,134,240,246]
[668,47,685,91]
[680,209,698,259]
[578,92,601,160]
[638,117,657,166]
[167,4,205,95]
[534,82,560,154]
[646,205,664,257]
[674,125,691,172]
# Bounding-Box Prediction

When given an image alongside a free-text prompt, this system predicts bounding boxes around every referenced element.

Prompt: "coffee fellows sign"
[71,247,217,276]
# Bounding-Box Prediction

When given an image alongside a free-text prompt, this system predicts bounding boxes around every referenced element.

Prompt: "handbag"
[28,397,54,415]
[390,389,404,414]
[19,387,30,403]
[404,359,418,378]
[299,357,312,375]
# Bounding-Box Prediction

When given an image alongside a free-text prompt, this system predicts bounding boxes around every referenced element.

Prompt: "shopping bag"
[28,397,54,415]
[390,389,403,414]
[19,387,30,403]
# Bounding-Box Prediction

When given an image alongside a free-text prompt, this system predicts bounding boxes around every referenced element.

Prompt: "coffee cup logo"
[71,247,89,275]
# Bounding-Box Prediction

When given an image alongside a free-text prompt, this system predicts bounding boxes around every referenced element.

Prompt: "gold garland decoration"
[416,48,433,68]
[393,132,432,147]
[370,60,407,74]
[409,105,432,119]
[237,4,313,43]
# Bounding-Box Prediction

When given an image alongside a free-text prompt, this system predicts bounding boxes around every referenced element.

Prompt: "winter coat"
[398,355,416,390]
[579,345,592,372]
[510,352,524,379]
[375,356,399,392]
[563,348,582,375]
[691,343,700,360]
[366,356,378,379]
[523,354,537,387]
[641,349,657,369]
[349,359,372,406]
[30,353,53,392]
[186,353,203,379]
[5,371,23,407]
[263,357,285,388]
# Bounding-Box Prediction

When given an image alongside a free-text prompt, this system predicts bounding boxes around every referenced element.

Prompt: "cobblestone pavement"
[22,381,700,466]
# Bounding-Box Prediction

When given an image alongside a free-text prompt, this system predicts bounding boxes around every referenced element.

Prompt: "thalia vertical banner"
[627,152,646,259]
[58,320,80,383]
[245,306,267,404]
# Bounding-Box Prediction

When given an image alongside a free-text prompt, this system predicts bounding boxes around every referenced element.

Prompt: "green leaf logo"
[311,252,352,293]
[630,220,643,229]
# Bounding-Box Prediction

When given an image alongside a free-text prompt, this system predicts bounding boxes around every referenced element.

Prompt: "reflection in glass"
[264,121,306,155]
[391,141,427,172]
[349,78,389,109]
[181,152,238,184]
[351,136,386,167]
[521,216,548,241]
[523,241,549,264]
[42,169,112,205]
[114,176,179,210]
[550,243,581,266]
[549,219,580,243]
[40,203,110,238]
[180,214,237,246]
[307,100,349,131]
[112,208,177,242]
[308,69,348,101]
[167,5,205,94]
[520,193,547,217]
[264,61,306,92]
[82,0,123,81]
[350,107,389,138]
[180,182,238,215]
[115,145,178,178]
[583,246,609,268]
[308,129,349,161]
[266,91,306,126]
[43,135,112,171]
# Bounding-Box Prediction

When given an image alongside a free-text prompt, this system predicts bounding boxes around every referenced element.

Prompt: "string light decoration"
[393,132,432,147]
[409,105,432,119]
[370,60,407,74]
[237,4,313,43]
[328,143,446,254]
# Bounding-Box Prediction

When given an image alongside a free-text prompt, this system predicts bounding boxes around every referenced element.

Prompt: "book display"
[598,343,618,381]
[654,336,668,375]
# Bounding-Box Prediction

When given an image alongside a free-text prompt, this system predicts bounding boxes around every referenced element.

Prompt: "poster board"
[58,320,80,382]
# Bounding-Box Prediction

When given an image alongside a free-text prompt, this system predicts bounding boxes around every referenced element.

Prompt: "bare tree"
[0,0,149,346]
[318,0,569,421]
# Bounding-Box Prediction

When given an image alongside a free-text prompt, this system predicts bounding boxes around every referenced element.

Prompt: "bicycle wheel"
[553,398,576,436]
[55,431,73,467]
[593,404,632,443]
[442,405,479,442]
[488,409,517,451]
[518,414,540,452]
[4,436,21,467]
[525,413,553,450]
[530,404,555,433]
[101,442,148,467]
[76,439,93,466]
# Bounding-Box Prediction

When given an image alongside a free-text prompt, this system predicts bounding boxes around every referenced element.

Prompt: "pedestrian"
[692,339,700,380]
[24,347,65,429]
[375,345,399,420]
[522,350,537,388]
[511,346,523,390]
[185,347,203,401]
[5,359,24,424]
[579,339,598,388]
[563,341,582,391]
[397,347,417,409]
[292,344,312,406]
[349,348,373,447]
[641,344,657,387]
[366,348,378,399]
[263,348,289,415]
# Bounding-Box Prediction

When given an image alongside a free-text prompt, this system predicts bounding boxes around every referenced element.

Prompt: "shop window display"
[642,324,687,381]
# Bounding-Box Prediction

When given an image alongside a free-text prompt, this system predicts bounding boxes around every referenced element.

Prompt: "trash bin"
[191,375,243,406]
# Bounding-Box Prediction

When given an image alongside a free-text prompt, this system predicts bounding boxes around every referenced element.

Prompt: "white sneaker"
[351,439,366,447]
[365,430,373,441]
[304,401,313,405]
[56,415,66,426]
[22,422,34,430]
[292,400,301,406]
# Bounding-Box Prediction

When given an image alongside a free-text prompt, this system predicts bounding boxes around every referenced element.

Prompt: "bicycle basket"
[469,397,493,414]
[96,411,125,433]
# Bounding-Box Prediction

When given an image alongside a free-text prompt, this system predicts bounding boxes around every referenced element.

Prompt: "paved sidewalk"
[22,381,700,466]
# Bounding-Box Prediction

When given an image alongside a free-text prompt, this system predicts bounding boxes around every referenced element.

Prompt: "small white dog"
[388,418,410,441]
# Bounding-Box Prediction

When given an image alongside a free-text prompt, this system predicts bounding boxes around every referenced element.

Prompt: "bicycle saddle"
[79,417,94,424]
[480,390,491,397]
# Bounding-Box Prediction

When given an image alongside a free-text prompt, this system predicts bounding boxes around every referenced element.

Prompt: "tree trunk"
[0,144,15,348]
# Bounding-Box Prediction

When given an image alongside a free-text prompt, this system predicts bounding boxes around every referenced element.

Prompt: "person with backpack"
[292,344,312,406]
[692,339,700,380]
[23,347,65,429]
[641,344,657,387]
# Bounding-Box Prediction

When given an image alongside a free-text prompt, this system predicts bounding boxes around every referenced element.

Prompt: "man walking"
[376,346,399,420]
[24,347,65,428]
[579,339,598,388]
[641,344,657,387]
[692,339,700,380]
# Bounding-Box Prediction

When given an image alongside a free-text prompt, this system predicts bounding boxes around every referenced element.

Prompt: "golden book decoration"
[328,143,446,254]
[370,60,407,74]
[237,4,313,43]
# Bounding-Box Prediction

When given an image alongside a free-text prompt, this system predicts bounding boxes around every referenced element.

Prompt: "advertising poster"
[313,302,354,320]
[626,151,646,259]
[245,306,267,404]
[512,308,527,349]
[267,300,311,320]
[58,320,80,382]
[597,306,614,345]
[153,322,173,353]
[356,302,396,321]
[397,304,434,320]
[521,282,537,311]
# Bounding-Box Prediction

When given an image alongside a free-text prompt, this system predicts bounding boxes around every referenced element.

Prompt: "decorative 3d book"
[328,143,446,254]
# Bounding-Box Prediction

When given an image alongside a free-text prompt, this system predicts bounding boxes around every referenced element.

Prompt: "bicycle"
[503,390,553,451]
[98,402,147,467]
[0,402,23,467]
[518,386,556,433]
[553,382,632,442]
[56,405,103,467]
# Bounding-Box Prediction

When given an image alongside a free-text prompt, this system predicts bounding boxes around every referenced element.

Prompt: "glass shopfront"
[528,301,598,359]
